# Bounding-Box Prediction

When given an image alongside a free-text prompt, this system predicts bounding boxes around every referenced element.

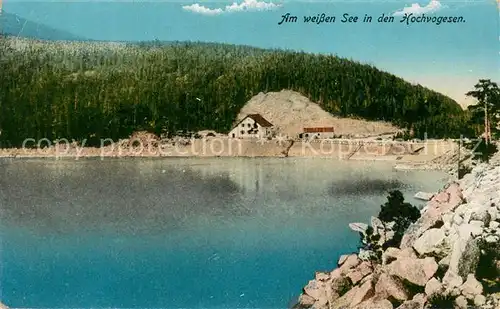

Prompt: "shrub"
[458,165,472,179]
[358,190,421,261]
[359,226,383,263]
[378,190,421,248]
[426,292,455,309]
[476,239,500,293]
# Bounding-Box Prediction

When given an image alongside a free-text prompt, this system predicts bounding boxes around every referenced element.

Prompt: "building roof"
[303,127,334,133]
[233,114,273,129]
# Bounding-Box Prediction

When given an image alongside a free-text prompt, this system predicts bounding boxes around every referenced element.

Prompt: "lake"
[0,158,448,308]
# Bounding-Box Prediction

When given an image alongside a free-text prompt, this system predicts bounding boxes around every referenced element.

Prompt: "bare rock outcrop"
[294,162,500,309]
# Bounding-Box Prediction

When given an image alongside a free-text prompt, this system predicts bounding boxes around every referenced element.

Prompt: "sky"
[2,0,499,107]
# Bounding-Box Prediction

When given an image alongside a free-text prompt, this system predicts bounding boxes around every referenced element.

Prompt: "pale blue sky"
[3,0,499,106]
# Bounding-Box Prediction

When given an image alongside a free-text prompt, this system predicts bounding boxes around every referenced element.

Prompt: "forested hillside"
[0,37,472,147]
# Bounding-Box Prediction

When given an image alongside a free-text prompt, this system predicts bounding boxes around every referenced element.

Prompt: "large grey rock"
[412,228,448,256]
[442,270,463,290]
[453,213,464,226]
[469,221,485,236]
[470,209,491,226]
[490,221,500,230]
[424,277,443,296]
[389,257,438,286]
[485,235,499,243]
[448,227,481,280]
[455,295,468,309]
[460,274,483,300]
[488,207,498,222]
[474,294,486,306]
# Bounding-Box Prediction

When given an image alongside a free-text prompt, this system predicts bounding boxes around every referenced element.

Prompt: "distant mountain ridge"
[0,11,85,41]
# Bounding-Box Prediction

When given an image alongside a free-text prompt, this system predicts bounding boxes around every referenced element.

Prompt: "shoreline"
[294,155,500,309]
[0,135,462,171]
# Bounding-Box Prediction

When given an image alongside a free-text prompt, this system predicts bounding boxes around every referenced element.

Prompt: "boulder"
[453,214,463,226]
[448,228,481,280]
[375,273,409,302]
[330,276,352,297]
[446,183,464,207]
[425,277,443,296]
[466,207,491,226]
[389,257,438,286]
[347,270,365,285]
[371,216,385,235]
[488,207,498,222]
[297,294,316,307]
[490,221,500,230]
[358,262,373,277]
[400,225,420,250]
[433,191,449,203]
[412,228,448,256]
[353,299,394,309]
[470,219,485,230]
[338,254,349,266]
[395,294,426,309]
[398,248,418,259]
[303,279,326,300]
[350,222,369,234]
[474,294,487,306]
[438,254,451,269]
[485,235,499,243]
[442,270,463,290]
[315,272,330,282]
[414,192,434,201]
[382,247,401,265]
[358,249,376,261]
[455,295,468,309]
[340,254,361,273]
[460,274,483,300]
[330,285,360,309]
[351,280,375,307]
[330,268,342,280]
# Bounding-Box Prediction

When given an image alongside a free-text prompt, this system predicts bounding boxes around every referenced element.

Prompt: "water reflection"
[0,157,448,308]
[1,158,445,236]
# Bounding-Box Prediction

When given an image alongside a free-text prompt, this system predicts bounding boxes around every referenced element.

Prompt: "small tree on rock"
[378,190,420,248]
[358,190,421,262]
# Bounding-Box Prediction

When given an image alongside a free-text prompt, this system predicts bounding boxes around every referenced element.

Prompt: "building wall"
[229,118,269,138]
[299,132,335,140]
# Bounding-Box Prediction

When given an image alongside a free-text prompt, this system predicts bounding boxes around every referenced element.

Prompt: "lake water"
[0,158,448,308]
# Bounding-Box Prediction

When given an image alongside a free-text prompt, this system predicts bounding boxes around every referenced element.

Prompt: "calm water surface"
[0,158,448,308]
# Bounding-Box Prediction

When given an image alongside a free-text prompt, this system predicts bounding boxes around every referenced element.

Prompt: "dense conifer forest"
[0,37,474,147]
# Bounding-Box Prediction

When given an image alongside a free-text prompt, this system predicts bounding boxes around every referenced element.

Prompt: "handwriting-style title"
[277,13,466,25]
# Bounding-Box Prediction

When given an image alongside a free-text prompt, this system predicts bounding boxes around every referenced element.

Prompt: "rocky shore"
[295,161,500,309]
